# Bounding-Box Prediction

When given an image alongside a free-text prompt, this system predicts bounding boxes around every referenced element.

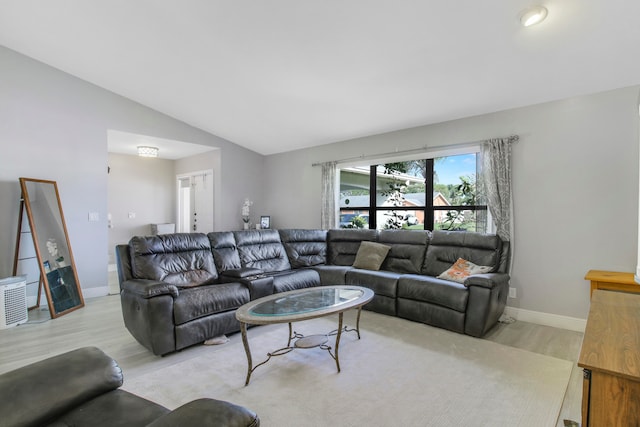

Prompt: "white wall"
[0,46,265,296]
[107,153,176,264]
[264,86,640,320]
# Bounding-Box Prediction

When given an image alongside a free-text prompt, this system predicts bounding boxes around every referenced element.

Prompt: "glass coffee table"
[235,285,374,385]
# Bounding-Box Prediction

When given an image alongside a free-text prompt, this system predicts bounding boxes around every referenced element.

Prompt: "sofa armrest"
[219,268,273,300]
[146,398,260,427]
[0,347,123,427]
[220,272,274,300]
[242,275,274,300]
[221,268,265,279]
[121,279,179,299]
[463,272,510,289]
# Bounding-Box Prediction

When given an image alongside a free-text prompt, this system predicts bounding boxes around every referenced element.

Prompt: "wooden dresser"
[584,270,640,297]
[578,290,640,426]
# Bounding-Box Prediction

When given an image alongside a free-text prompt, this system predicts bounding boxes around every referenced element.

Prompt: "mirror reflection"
[19,178,84,317]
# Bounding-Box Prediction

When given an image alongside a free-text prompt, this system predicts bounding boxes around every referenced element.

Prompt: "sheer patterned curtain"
[480,136,518,270]
[320,161,337,229]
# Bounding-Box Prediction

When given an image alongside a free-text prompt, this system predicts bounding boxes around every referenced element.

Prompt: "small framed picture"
[260,216,270,229]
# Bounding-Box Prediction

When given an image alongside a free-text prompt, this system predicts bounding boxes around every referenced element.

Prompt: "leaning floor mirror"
[17,178,84,318]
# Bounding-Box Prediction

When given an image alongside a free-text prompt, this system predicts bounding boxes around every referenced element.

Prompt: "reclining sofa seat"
[0,346,260,427]
[117,233,250,356]
[346,229,431,316]
[208,229,321,295]
[277,228,328,269]
[311,228,377,285]
[397,230,509,337]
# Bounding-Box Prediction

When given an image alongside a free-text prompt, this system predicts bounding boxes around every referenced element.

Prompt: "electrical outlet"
[88,212,100,222]
[509,287,517,298]
[128,212,136,219]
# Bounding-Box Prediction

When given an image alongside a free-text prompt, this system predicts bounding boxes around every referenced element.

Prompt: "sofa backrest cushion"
[327,229,378,266]
[423,230,502,276]
[129,233,218,287]
[115,244,133,288]
[498,241,510,273]
[208,232,242,272]
[378,229,431,274]
[233,229,292,272]
[278,229,328,268]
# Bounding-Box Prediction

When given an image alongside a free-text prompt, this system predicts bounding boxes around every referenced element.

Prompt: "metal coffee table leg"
[242,321,297,385]
[335,312,343,372]
[240,322,253,386]
[355,306,363,339]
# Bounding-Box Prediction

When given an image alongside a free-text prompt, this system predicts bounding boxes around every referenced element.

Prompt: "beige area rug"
[123,311,572,427]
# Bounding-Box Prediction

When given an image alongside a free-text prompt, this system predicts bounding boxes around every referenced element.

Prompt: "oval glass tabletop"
[250,287,365,317]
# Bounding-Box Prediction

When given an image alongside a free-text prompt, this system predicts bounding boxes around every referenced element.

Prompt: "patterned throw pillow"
[437,258,493,283]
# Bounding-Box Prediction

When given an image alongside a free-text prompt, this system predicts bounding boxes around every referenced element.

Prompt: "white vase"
[243,222,249,230]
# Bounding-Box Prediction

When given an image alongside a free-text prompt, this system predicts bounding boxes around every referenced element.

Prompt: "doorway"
[177,170,214,233]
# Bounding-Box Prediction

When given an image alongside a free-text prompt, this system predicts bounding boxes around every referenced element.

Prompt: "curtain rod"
[311,135,518,167]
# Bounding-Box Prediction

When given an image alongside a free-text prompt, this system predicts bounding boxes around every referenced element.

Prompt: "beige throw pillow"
[352,241,391,271]
[437,258,493,283]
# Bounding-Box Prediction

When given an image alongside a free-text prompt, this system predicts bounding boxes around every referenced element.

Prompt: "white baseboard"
[504,305,586,333]
[27,296,40,308]
[83,286,110,299]
[28,286,110,307]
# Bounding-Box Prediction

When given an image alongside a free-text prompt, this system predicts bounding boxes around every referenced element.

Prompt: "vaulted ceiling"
[1,1,639,155]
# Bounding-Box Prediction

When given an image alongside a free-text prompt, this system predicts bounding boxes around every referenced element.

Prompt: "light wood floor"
[0,294,584,426]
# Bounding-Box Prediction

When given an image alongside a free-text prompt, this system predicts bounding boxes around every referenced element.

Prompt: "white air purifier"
[0,276,28,329]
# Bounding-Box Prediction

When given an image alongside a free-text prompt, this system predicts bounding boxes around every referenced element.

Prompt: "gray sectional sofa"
[116,229,510,356]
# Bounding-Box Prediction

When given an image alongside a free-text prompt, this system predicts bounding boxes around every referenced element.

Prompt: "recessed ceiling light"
[520,6,548,27]
[137,146,159,157]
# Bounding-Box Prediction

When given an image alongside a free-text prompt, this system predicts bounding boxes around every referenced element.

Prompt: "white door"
[176,170,214,233]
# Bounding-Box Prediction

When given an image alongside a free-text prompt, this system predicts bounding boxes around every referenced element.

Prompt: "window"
[339,166,371,229]
[339,153,487,232]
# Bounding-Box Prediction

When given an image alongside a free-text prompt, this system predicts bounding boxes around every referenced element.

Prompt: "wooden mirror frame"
[18,178,84,318]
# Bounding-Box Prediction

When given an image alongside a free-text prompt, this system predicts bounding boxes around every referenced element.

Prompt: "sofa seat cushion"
[173,283,250,325]
[271,268,321,293]
[398,274,468,312]
[346,269,401,298]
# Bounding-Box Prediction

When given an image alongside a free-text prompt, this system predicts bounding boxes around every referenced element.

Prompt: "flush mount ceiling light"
[520,6,548,27]
[137,146,159,157]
